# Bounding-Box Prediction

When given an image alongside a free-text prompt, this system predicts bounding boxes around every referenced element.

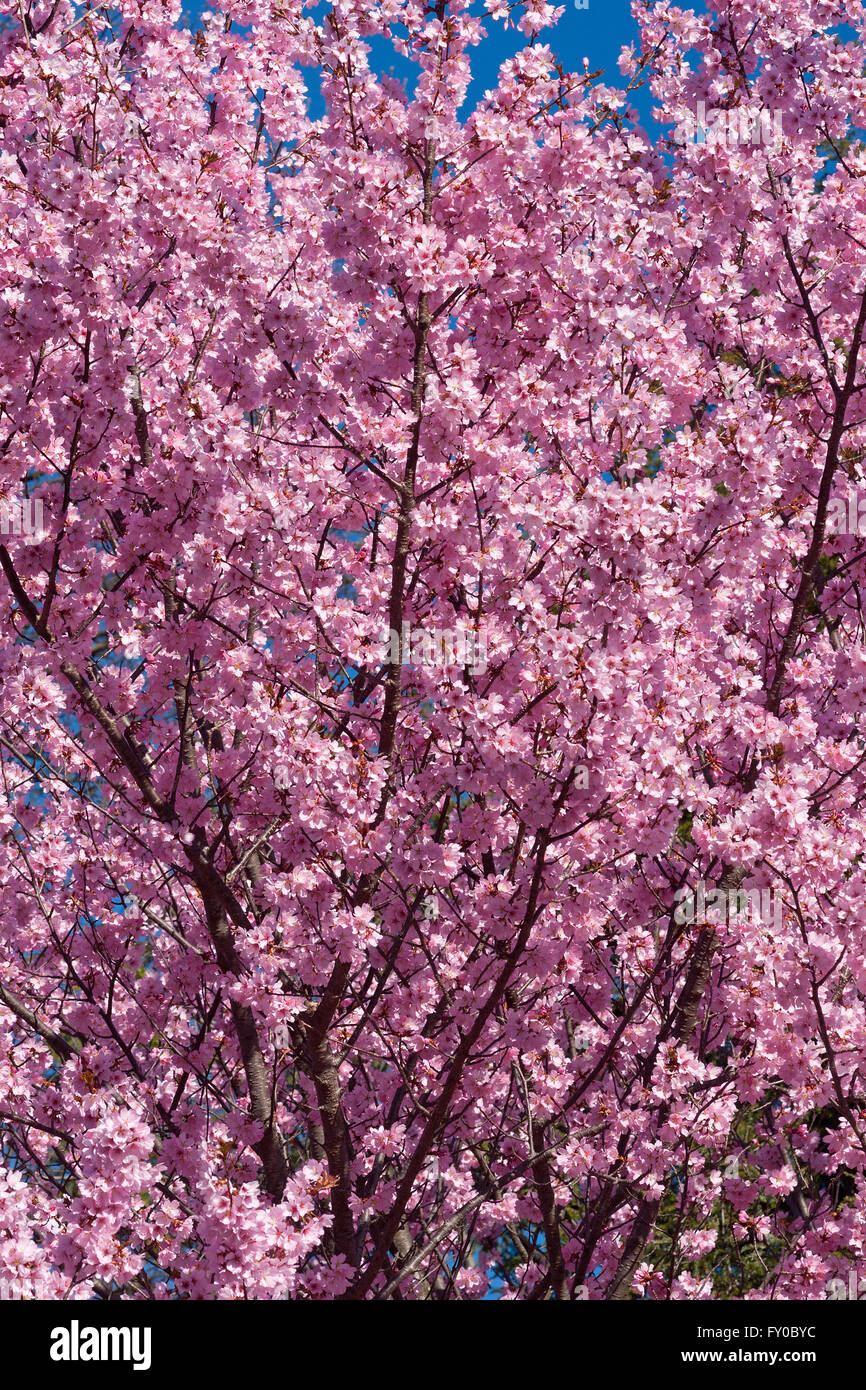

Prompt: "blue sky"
[178,1,708,135]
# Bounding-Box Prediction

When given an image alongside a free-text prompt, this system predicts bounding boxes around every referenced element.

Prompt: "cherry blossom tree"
[2,0,866,1299]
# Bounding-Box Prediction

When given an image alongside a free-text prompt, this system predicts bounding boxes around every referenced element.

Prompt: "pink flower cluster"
[0,0,865,1300]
